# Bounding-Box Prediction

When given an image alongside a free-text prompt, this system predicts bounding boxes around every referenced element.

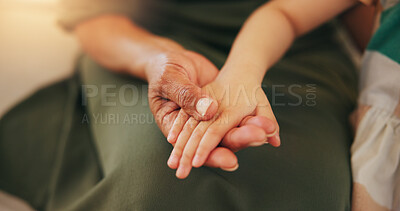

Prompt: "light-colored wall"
[0,1,79,208]
[0,0,80,117]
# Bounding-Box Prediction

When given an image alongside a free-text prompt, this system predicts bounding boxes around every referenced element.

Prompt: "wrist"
[215,73,263,92]
[125,36,184,83]
[217,63,265,85]
[143,51,170,84]
[144,51,191,85]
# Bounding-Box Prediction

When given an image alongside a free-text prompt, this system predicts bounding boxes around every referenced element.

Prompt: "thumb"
[160,72,218,120]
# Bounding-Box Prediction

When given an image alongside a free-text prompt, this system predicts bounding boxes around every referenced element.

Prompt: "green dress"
[0,0,357,210]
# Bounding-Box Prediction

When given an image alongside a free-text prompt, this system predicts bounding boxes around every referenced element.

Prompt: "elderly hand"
[75,15,273,171]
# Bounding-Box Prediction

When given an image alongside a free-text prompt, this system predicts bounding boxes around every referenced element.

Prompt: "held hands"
[146,47,280,175]
[134,31,281,177]
[75,15,281,177]
[166,68,281,179]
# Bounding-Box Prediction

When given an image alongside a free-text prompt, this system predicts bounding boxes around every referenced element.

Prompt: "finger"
[181,121,211,168]
[239,116,276,135]
[192,112,242,167]
[167,117,198,170]
[253,90,281,147]
[255,105,280,147]
[167,110,189,144]
[222,116,278,151]
[177,122,210,178]
[204,147,239,171]
[221,125,268,152]
[176,162,193,179]
[150,99,180,137]
[267,133,281,147]
[159,67,218,120]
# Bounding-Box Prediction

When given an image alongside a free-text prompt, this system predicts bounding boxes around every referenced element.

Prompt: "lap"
[0,31,357,210]
[74,49,355,210]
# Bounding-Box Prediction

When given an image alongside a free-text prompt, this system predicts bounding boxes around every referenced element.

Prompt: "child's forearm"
[222,3,295,83]
[221,0,357,83]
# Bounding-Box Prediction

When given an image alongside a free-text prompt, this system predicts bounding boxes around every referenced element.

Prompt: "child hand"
[166,73,281,179]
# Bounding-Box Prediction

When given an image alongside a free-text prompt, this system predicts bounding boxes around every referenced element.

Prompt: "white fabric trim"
[359,51,400,114]
[351,107,400,210]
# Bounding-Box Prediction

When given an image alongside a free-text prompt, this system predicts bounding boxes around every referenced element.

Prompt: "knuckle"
[192,132,203,141]
[157,65,186,89]
[181,152,192,162]
[196,145,208,158]
[162,59,191,79]
[206,127,220,137]
[187,118,198,129]
[177,86,198,108]
[173,146,183,156]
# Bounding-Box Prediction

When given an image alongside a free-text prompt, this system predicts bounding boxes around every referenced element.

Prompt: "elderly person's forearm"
[74,15,183,81]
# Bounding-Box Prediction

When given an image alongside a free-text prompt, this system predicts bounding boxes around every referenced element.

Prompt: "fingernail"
[221,164,239,172]
[168,154,179,168]
[248,142,265,147]
[265,129,278,138]
[196,98,213,117]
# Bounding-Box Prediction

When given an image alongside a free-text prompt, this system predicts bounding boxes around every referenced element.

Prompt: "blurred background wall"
[0,0,79,117]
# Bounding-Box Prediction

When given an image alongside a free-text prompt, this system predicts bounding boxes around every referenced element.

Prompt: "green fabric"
[0,32,357,211]
[1,0,358,210]
[0,76,102,210]
[366,3,400,64]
